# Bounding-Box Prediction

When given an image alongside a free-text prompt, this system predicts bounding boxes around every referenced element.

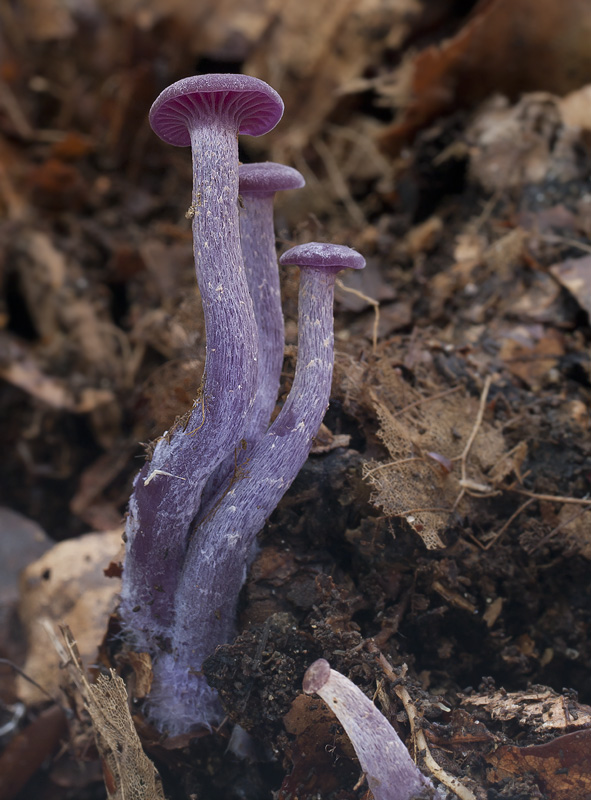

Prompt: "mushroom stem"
[147,247,364,732]
[199,162,304,517]
[237,163,304,441]
[120,114,258,648]
[239,189,284,441]
[303,659,435,800]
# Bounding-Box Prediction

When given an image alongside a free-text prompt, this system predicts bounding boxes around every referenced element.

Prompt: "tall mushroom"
[120,75,284,651]
[148,242,365,733]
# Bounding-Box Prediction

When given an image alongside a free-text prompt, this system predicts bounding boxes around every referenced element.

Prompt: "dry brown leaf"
[504,273,561,324]
[0,704,69,800]
[17,530,122,703]
[362,360,506,549]
[558,506,591,560]
[565,399,590,430]
[483,228,528,279]
[466,94,581,191]
[49,626,165,800]
[126,651,153,700]
[550,255,591,317]
[12,230,67,341]
[559,84,591,130]
[404,216,444,257]
[310,423,351,454]
[70,448,135,530]
[487,729,591,800]
[0,335,115,412]
[378,0,591,154]
[9,230,130,387]
[488,441,528,486]
[498,326,564,389]
[0,507,52,606]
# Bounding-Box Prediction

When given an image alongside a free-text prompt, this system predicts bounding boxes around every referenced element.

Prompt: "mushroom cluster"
[119,74,365,734]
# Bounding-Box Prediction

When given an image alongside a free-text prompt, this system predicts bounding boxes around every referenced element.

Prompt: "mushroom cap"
[303,658,332,695]
[279,242,365,272]
[239,162,305,195]
[149,74,284,147]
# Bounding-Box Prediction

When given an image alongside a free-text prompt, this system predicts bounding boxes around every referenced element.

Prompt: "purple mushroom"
[120,75,284,651]
[303,659,435,800]
[146,243,365,733]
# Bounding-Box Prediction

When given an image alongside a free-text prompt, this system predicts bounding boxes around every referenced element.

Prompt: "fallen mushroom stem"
[303,658,436,800]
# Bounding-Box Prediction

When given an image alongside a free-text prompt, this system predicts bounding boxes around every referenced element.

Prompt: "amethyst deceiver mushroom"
[146,243,365,733]
[303,659,435,800]
[120,75,284,650]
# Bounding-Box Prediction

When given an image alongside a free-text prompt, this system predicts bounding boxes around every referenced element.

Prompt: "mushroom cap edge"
[149,74,284,147]
[279,242,365,271]
[239,162,305,195]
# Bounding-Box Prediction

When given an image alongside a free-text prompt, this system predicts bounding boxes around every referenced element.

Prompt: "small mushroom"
[303,659,435,800]
[238,162,305,441]
[200,162,305,514]
[121,75,284,650]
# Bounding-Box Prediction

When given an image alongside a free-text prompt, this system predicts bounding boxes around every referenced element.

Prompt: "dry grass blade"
[335,278,380,353]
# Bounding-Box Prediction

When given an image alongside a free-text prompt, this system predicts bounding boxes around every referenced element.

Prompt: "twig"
[473,187,504,232]
[314,137,367,228]
[477,497,536,551]
[0,658,63,708]
[374,651,476,800]
[392,385,463,418]
[335,277,380,354]
[508,488,591,506]
[452,376,492,510]
[395,684,476,800]
[540,232,591,256]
